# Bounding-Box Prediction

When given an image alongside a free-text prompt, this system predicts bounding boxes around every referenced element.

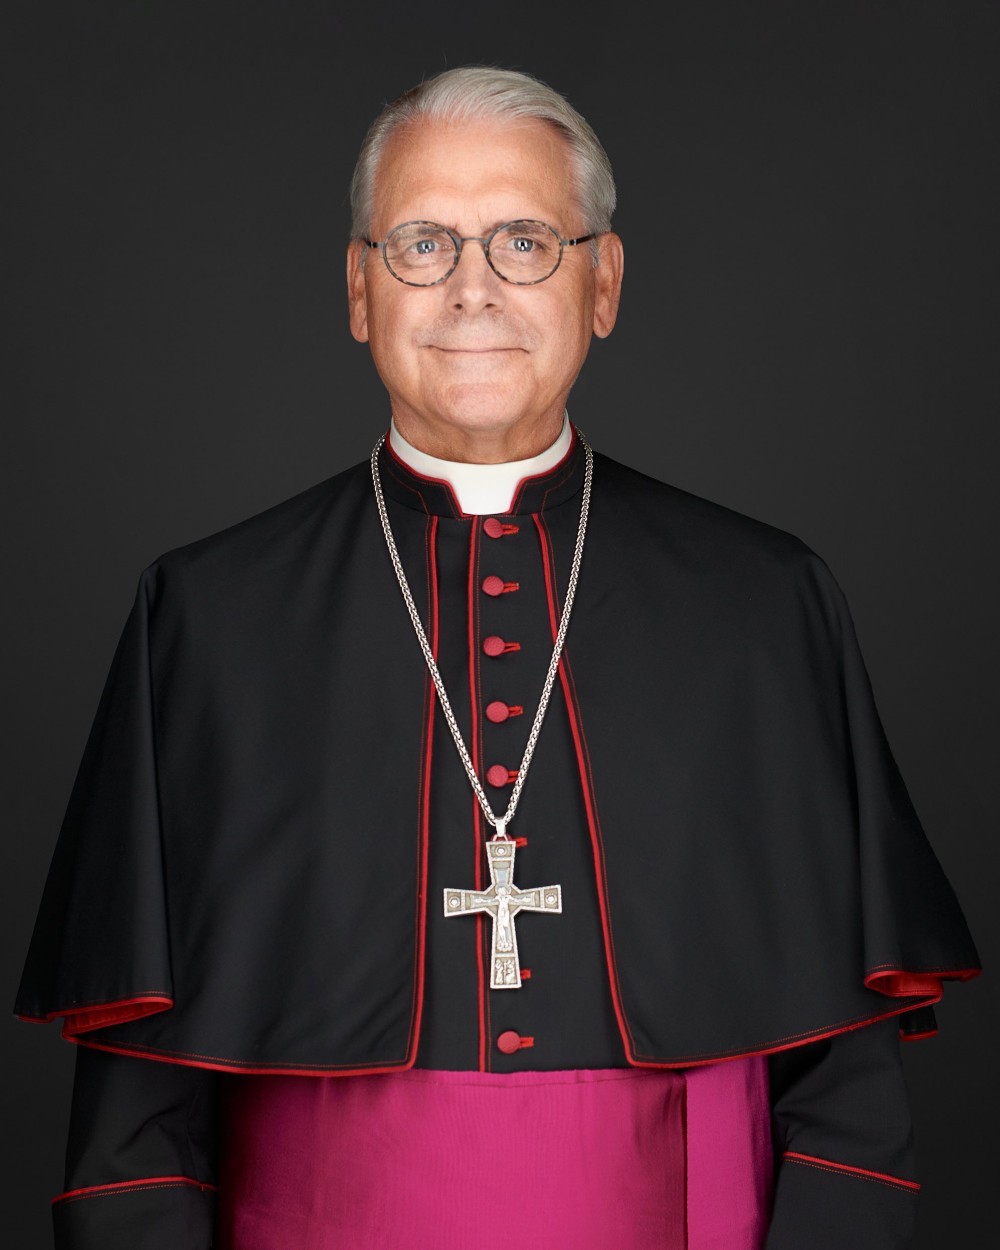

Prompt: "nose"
[447,237,503,313]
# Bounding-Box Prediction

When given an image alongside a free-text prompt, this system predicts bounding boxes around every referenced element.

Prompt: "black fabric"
[16,432,979,1072]
[768,1016,915,1176]
[53,1181,216,1250]
[766,1162,917,1250]
[766,1018,919,1246]
[59,1020,921,1248]
[55,1048,219,1249]
[64,1047,220,1194]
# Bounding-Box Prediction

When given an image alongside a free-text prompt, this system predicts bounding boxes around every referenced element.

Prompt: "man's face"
[347,115,623,458]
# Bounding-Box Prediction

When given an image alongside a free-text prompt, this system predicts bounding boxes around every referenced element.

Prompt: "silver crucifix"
[444,838,562,989]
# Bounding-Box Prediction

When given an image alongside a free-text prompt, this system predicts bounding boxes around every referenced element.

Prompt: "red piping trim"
[506,425,578,515]
[65,990,948,1076]
[381,452,437,520]
[628,992,946,1068]
[901,1028,938,1042]
[72,1035,424,1076]
[782,1152,920,1193]
[385,434,468,518]
[401,512,438,1066]
[864,967,980,997]
[18,994,174,1036]
[53,1176,216,1205]
[534,513,636,1060]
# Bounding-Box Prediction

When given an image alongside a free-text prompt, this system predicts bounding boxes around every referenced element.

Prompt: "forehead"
[371,115,579,234]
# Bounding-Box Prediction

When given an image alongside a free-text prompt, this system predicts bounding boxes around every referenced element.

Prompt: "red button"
[483,518,505,538]
[482,574,506,597]
[486,700,510,723]
[497,1030,522,1054]
[482,635,507,657]
[487,764,512,787]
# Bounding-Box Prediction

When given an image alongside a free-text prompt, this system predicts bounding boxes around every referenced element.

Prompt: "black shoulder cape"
[16,436,980,1073]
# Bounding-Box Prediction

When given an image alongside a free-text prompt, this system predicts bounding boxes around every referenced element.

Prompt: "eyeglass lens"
[383,220,563,286]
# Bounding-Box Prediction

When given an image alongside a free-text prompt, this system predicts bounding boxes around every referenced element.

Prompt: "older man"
[17,67,978,1250]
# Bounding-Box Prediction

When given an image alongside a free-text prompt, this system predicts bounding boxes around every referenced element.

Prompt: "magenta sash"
[220,1060,771,1249]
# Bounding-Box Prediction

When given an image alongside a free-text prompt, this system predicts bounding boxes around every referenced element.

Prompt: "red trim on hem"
[864,967,980,997]
[53,1176,216,1205]
[625,992,945,1069]
[18,995,174,1036]
[72,1034,422,1076]
[66,992,949,1076]
[901,1028,939,1042]
[782,1152,920,1193]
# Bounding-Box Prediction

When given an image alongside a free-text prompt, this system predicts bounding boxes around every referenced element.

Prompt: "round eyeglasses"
[364,219,596,287]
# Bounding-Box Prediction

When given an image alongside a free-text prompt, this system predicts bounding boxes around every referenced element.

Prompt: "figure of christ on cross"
[444,839,562,989]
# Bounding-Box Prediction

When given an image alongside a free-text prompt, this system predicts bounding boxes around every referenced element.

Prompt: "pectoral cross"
[444,838,562,989]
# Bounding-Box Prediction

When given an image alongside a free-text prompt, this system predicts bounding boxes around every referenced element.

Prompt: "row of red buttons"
[485,520,533,1055]
[483,524,521,790]
[482,518,521,788]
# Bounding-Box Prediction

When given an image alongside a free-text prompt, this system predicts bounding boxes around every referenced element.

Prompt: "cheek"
[368,304,418,375]
[535,295,593,361]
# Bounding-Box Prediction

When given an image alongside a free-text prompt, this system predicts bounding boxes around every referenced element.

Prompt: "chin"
[429,387,536,433]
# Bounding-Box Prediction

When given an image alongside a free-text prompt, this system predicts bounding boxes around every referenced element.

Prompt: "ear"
[591,232,624,339]
[347,240,370,343]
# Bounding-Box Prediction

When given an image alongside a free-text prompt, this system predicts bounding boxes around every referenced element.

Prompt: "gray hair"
[350,66,616,242]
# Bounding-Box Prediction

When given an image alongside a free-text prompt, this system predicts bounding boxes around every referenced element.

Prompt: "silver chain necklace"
[371,429,594,989]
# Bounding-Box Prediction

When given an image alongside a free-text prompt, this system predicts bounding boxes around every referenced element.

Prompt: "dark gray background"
[3,1,996,1244]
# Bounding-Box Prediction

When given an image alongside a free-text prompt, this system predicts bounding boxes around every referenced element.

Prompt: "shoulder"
[593,451,850,629]
[136,458,373,607]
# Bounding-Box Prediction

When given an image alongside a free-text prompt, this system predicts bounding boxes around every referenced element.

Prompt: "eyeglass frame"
[362,219,598,287]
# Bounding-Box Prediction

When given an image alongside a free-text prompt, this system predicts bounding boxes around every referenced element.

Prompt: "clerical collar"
[386,414,574,516]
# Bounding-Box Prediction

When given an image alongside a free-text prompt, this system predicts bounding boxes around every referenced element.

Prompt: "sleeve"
[765,1017,919,1249]
[52,1047,220,1250]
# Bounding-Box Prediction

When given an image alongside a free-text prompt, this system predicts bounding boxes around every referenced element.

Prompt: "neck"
[389,411,565,463]
[388,414,573,515]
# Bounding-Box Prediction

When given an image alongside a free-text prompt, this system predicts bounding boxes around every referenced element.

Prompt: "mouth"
[428,346,523,353]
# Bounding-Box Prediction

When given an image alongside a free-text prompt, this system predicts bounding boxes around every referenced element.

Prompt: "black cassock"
[17,430,979,1247]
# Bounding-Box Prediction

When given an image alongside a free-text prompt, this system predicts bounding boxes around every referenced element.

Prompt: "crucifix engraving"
[444,838,562,989]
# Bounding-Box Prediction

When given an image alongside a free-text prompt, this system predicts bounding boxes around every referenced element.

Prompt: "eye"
[492,222,557,258]
[384,224,457,268]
